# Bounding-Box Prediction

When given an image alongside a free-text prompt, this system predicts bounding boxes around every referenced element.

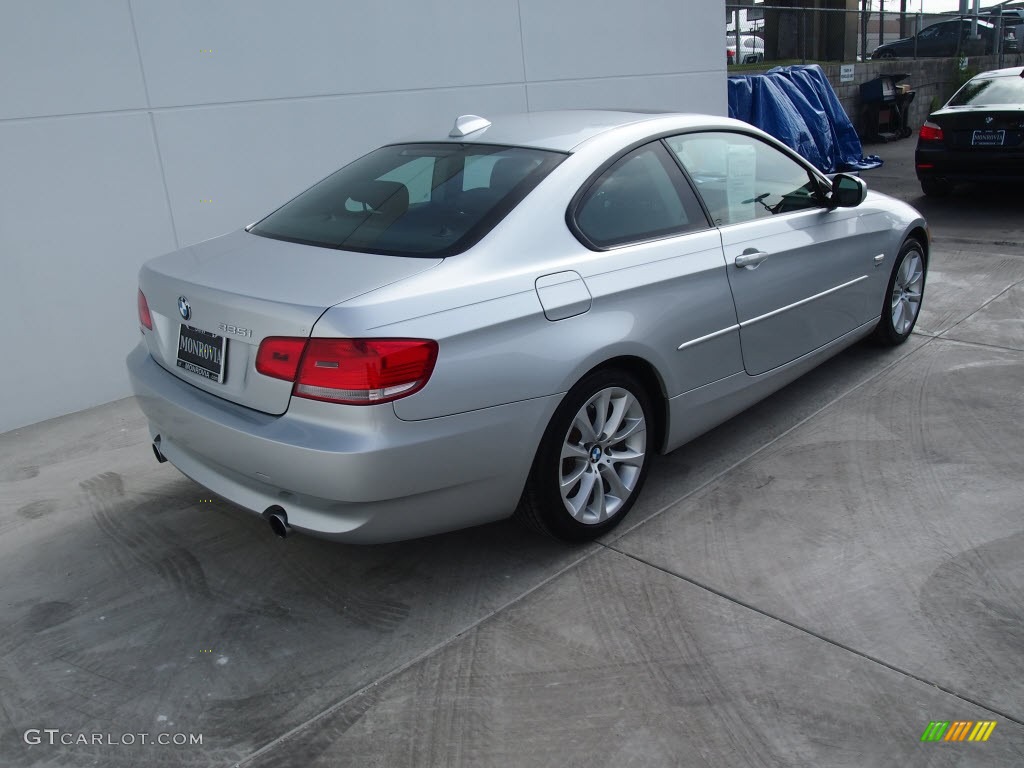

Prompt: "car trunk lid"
[139,229,440,415]
[932,107,1024,150]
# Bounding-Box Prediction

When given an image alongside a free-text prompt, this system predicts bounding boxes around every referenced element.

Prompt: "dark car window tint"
[574,143,706,248]
[250,143,564,257]
[378,155,433,203]
[667,132,821,226]
[949,75,1024,106]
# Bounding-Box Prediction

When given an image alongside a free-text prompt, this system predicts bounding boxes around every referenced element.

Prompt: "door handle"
[734,250,770,269]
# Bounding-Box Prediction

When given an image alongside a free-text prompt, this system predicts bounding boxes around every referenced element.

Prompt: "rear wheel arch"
[516,361,661,540]
[569,355,669,455]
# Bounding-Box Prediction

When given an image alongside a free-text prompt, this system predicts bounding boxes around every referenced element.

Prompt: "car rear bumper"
[126,342,559,543]
[916,145,1024,182]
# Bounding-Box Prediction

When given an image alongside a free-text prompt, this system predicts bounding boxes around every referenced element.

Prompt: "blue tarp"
[727,64,882,173]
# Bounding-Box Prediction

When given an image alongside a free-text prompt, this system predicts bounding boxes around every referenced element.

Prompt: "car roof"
[971,66,1024,79]
[401,110,739,153]
[931,16,994,27]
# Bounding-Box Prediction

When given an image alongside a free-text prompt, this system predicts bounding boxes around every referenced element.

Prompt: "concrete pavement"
[1,136,1022,767]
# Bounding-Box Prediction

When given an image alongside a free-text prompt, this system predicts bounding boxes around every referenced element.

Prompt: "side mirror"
[831,173,867,208]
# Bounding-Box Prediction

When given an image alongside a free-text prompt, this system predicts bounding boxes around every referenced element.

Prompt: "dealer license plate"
[176,324,226,383]
[972,129,1005,146]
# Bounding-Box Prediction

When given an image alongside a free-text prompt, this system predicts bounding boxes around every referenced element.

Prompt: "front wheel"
[516,369,653,541]
[873,238,927,345]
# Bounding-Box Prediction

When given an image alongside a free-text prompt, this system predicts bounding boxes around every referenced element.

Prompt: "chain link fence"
[726,4,1024,68]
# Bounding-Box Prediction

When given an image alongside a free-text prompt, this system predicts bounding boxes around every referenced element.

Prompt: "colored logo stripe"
[944,721,973,741]
[920,720,996,742]
[969,721,997,742]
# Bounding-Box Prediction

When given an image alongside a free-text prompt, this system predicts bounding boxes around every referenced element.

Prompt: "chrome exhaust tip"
[152,436,168,464]
[264,505,290,539]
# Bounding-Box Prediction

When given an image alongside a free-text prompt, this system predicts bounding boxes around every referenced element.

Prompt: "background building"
[0,1,725,434]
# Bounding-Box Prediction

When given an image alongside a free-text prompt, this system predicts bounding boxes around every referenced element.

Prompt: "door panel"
[719,209,882,375]
[667,130,885,376]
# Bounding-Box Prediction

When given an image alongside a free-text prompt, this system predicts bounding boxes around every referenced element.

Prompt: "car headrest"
[346,180,409,214]
[490,156,540,191]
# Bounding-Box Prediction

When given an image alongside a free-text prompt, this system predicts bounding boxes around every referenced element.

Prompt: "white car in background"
[727,35,765,65]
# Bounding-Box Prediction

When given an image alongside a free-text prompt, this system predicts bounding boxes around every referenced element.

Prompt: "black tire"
[515,369,654,542]
[873,238,927,346]
[920,178,952,198]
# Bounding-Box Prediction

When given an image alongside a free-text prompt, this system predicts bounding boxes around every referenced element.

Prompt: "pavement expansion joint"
[931,236,1024,254]
[231,548,598,767]
[934,275,1024,349]
[602,544,1024,729]
[933,335,1024,355]
[607,333,939,547]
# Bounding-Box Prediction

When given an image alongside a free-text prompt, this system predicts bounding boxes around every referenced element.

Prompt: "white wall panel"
[154,84,528,247]
[1,0,725,433]
[0,1,148,119]
[527,72,725,116]
[132,0,526,108]
[0,114,178,433]
[519,0,721,83]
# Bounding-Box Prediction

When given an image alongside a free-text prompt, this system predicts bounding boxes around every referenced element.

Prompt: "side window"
[666,132,821,226]
[918,25,941,40]
[574,142,706,248]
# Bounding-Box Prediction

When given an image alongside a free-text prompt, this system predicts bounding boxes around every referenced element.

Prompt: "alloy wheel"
[559,387,647,525]
[890,249,925,336]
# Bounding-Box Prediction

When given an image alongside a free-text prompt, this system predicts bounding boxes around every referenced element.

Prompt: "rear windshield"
[948,75,1024,107]
[250,143,565,257]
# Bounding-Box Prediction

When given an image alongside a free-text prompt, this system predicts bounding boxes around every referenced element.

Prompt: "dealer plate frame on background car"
[972,129,1006,146]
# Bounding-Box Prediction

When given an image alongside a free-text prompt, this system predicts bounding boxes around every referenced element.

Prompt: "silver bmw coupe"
[128,110,927,543]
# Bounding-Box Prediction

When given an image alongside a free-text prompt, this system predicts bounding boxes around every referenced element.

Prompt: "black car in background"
[916,67,1024,196]
[871,18,1015,59]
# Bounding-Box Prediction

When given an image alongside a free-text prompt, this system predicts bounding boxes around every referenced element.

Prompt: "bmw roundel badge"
[178,296,191,321]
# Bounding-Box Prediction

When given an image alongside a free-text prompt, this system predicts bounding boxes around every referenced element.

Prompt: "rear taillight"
[919,121,944,142]
[138,289,153,330]
[255,337,438,405]
[255,337,307,381]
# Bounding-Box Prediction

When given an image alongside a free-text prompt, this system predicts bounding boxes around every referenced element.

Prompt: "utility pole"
[880,0,885,49]
[862,0,870,60]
